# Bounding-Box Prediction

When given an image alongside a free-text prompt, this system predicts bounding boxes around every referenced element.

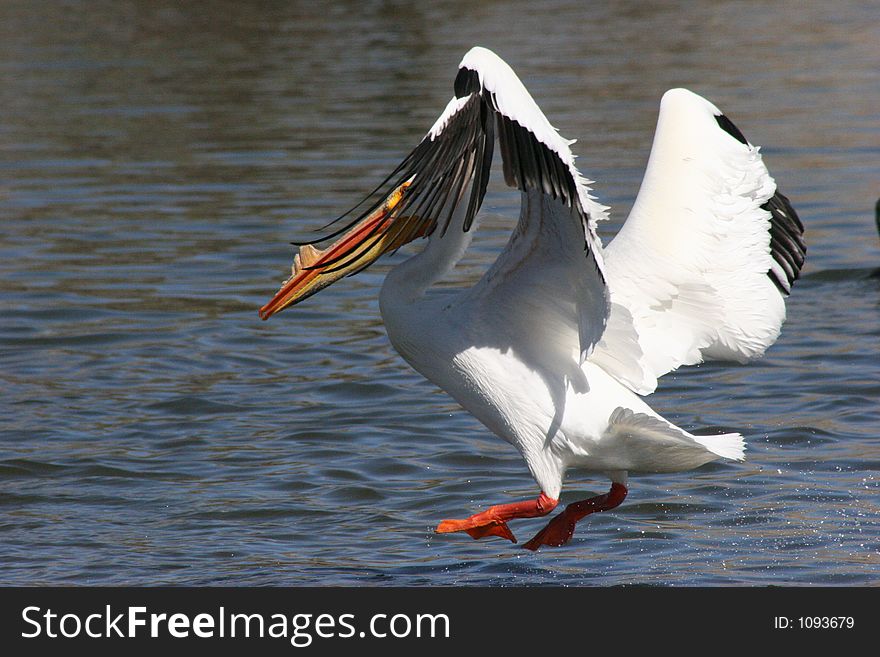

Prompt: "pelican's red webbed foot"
[522,482,627,551]
[436,493,558,543]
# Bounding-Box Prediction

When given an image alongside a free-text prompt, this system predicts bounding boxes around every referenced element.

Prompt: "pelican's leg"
[522,482,628,551]
[435,493,558,543]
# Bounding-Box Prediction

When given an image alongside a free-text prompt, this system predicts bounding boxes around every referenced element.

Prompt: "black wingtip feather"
[495,114,586,226]
[714,113,749,145]
[454,67,481,99]
[763,191,806,294]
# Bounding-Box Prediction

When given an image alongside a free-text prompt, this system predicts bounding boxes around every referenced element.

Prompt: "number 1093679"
[774,616,855,630]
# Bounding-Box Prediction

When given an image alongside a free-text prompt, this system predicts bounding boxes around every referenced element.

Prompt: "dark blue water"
[1,1,878,586]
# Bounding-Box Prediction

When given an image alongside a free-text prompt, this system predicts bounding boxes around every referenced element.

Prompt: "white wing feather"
[459,190,607,395]
[594,88,793,394]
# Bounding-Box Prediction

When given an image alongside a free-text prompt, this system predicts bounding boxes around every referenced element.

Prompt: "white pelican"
[260,47,805,550]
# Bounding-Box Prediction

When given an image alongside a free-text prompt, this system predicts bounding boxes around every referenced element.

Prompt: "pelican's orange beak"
[259,181,420,320]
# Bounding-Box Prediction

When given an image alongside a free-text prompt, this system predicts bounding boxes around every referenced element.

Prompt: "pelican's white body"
[377,47,795,501]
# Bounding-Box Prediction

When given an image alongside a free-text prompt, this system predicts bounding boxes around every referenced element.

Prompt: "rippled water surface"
[2,1,879,586]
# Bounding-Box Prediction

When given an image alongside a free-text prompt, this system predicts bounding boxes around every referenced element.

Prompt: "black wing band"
[763,190,806,294]
[490,91,589,248]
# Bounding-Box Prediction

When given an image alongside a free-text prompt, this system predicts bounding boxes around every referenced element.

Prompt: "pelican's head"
[259,181,421,319]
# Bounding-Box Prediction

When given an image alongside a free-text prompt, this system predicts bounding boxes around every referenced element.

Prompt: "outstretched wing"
[298,46,609,385]
[439,47,611,418]
[297,49,603,295]
[592,88,805,394]
[293,46,609,375]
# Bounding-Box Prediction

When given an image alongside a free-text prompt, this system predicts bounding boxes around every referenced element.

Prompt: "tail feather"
[605,407,746,472]
[694,432,746,462]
